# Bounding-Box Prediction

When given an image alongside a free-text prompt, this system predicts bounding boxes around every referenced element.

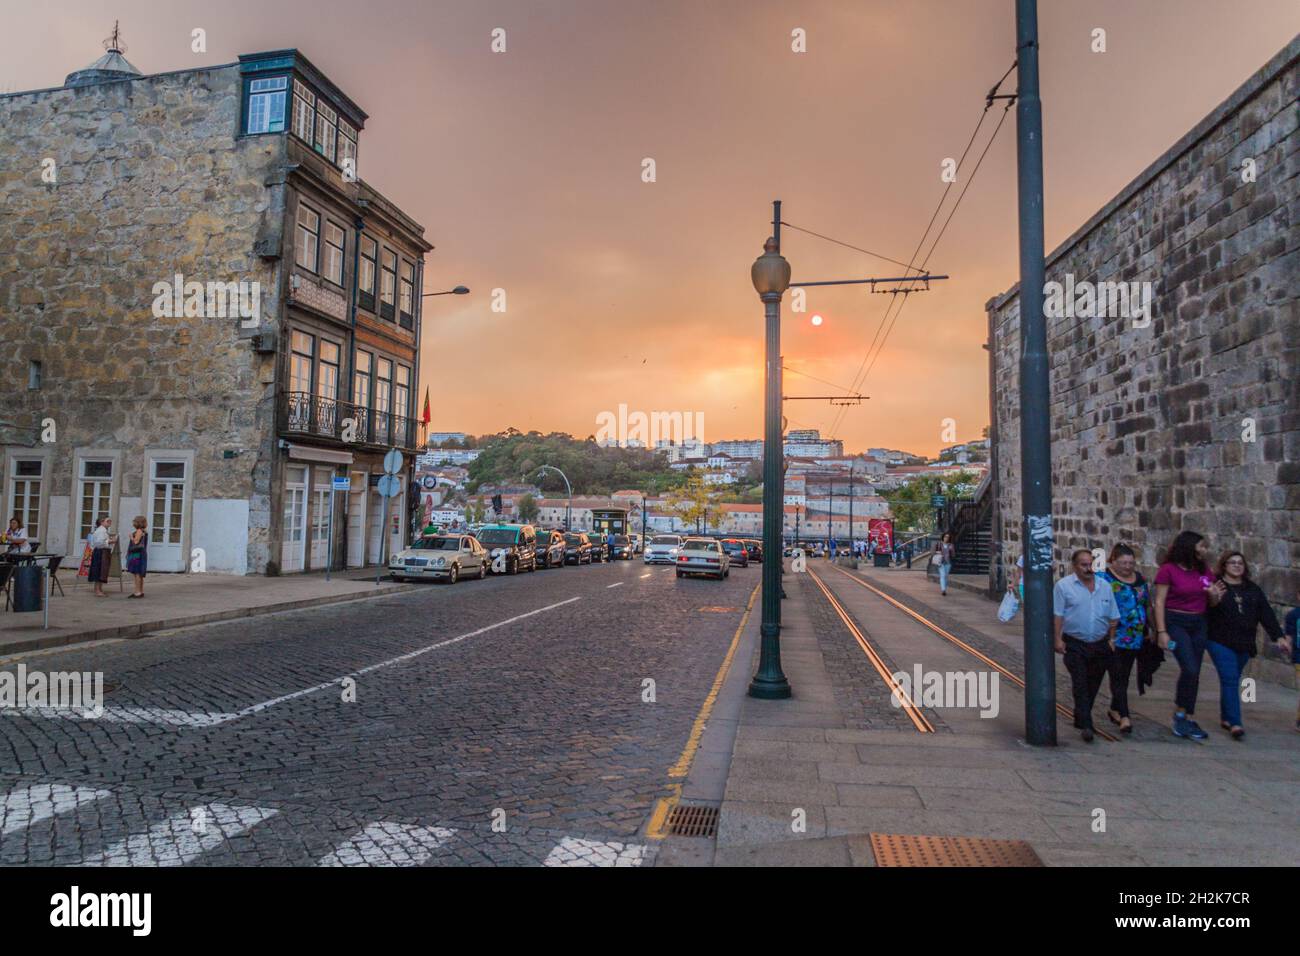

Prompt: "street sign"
[332,476,351,491]
[930,495,946,508]
[383,448,403,475]
[377,474,402,498]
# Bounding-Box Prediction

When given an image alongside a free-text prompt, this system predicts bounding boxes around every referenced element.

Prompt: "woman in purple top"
[1152,530,1225,740]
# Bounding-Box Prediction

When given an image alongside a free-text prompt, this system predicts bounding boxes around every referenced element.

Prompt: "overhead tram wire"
[855,98,1015,392]
[828,63,1017,439]
[825,105,993,440]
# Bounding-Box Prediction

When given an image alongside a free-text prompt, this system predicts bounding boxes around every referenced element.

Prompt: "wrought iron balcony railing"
[280,391,417,451]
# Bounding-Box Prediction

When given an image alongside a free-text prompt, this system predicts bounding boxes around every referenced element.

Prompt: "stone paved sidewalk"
[0,571,414,657]
[708,562,1300,866]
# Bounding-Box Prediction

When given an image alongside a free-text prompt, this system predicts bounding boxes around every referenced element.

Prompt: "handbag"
[998,590,1021,623]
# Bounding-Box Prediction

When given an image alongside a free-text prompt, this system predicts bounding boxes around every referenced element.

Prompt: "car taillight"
[677,555,688,562]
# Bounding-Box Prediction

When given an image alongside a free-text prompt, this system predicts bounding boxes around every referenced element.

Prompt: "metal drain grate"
[665,804,720,838]
[869,833,1044,867]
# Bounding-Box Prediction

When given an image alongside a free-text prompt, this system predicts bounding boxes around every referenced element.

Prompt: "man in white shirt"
[1053,549,1119,742]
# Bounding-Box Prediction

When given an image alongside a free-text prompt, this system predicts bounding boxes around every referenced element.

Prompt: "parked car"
[610,534,635,560]
[563,532,593,565]
[389,534,488,584]
[720,538,750,567]
[675,537,730,580]
[644,534,684,565]
[743,539,764,563]
[588,533,610,563]
[534,530,567,569]
[477,523,539,574]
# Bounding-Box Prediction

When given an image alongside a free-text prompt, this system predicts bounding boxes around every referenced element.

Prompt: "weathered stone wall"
[988,39,1298,624]
[0,65,284,572]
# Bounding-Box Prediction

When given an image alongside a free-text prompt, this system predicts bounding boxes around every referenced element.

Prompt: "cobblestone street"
[0,561,758,866]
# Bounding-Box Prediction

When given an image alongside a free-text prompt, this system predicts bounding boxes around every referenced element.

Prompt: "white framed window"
[296,203,320,272]
[74,452,119,543]
[359,236,377,302]
[292,79,316,142]
[6,455,45,543]
[380,249,397,312]
[399,259,414,319]
[339,119,358,173]
[323,220,345,285]
[353,350,372,409]
[290,330,315,394]
[246,76,288,134]
[315,101,338,163]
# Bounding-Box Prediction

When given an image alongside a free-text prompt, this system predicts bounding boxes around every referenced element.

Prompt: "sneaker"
[1081,728,1094,743]
[1173,714,1208,739]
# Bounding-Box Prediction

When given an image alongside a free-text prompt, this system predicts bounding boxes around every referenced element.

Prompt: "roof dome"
[65,23,142,88]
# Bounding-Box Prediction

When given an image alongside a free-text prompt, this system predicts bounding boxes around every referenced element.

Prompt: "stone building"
[987,37,1297,615]
[0,40,434,574]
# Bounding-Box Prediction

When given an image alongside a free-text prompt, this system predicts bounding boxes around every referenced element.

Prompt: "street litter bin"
[12,564,44,612]
[873,553,891,568]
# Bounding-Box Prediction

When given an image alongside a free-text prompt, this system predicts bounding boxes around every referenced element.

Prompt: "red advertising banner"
[867,518,894,554]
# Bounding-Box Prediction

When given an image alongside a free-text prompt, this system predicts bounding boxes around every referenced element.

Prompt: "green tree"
[517,493,539,523]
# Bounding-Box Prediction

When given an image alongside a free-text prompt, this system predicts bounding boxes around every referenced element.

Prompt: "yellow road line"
[646,583,759,840]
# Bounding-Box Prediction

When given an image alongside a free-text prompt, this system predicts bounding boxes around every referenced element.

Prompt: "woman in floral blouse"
[1096,544,1151,734]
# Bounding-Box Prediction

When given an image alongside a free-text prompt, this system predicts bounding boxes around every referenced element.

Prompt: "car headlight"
[436,557,445,567]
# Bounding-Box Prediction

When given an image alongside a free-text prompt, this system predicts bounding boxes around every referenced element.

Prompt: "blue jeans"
[1207,640,1249,727]
[938,563,950,592]
[1166,610,1207,714]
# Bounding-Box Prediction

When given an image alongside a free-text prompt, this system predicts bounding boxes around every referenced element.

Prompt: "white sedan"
[389,534,488,584]
[674,537,730,580]
[644,534,684,565]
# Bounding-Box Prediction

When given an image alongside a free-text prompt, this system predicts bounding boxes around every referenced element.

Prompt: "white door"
[281,465,307,572]
[148,459,189,572]
[387,474,406,561]
[346,471,366,568]
[367,486,386,565]
[309,466,332,570]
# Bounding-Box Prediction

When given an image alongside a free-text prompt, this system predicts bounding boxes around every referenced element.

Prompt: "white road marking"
[317,822,456,867]
[4,597,582,729]
[606,582,623,589]
[542,836,646,867]
[80,803,277,866]
[640,573,652,579]
[0,783,112,837]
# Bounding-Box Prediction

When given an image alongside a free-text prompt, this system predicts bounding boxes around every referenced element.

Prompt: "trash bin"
[12,564,44,612]
[873,553,891,568]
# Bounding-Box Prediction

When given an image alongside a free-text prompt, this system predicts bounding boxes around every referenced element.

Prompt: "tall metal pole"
[1015,0,1056,746]
[750,200,792,699]
[848,465,855,555]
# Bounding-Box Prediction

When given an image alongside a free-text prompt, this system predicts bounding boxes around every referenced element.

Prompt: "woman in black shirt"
[1206,551,1285,739]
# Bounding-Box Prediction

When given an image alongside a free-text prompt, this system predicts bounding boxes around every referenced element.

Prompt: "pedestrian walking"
[87,516,116,597]
[1053,549,1120,741]
[1153,530,1222,740]
[1096,544,1151,734]
[1205,551,1285,740]
[1283,583,1300,732]
[126,516,148,599]
[1008,554,1024,601]
[936,533,955,595]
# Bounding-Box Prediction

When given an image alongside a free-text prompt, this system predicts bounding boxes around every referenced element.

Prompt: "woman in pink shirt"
[1152,530,1225,740]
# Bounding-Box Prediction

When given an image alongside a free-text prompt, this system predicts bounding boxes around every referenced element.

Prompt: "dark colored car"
[477,524,538,574]
[588,533,610,563]
[534,530,566,569]
[720,538,750,567]
[610,534,634,560]
[743,539,764,562]
[563,532,593,565]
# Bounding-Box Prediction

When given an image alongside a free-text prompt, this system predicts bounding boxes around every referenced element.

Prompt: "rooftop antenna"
[104,20,126,54]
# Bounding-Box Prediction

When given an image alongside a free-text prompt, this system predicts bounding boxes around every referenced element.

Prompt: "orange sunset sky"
[8,0,1298,456]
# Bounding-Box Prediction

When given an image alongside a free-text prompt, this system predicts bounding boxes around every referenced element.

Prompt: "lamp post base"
[748,675,792,699]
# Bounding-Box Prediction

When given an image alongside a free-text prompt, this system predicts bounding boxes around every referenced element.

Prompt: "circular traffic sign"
[383,448,403,475]
[377,474,402,498]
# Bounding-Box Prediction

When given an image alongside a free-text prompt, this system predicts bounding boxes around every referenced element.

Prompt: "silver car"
[674,537,730,580]
[389,534,488,584]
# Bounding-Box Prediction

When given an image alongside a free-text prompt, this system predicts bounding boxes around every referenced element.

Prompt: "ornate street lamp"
[748,208,793,700]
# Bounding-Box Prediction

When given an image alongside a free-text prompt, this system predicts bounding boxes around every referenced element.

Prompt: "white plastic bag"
[997,591,1020,623]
